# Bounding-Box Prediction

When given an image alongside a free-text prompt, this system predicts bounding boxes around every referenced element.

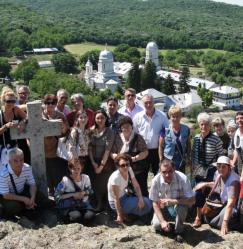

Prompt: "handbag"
[201,176,224,218]
[124,170,136,197]
[128,134,146,174]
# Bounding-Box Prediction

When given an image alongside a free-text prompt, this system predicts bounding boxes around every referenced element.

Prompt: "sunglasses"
[119,163,130,168]
[45,101,56,105]
[5,99,16,104]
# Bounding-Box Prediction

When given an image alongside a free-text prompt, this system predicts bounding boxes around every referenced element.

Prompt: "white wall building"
[165,92,202,113]
[85,49,120,92]
[114,62,133,78]
[210,86,240,108]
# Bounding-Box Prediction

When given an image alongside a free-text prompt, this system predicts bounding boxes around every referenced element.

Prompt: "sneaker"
[175,234,184,243]
[69,211,81,221]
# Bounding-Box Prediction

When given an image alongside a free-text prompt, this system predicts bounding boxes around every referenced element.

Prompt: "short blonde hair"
[1,86,16,104]
[168,105,182,118]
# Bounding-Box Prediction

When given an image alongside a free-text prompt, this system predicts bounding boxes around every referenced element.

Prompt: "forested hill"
[1,0,243,55]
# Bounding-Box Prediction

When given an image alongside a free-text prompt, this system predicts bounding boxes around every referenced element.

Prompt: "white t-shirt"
[59,174,91,202]
[107,167,135,203]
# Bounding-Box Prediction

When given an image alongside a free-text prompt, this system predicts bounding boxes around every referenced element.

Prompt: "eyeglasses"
[5,99,16,104]
[45,101,56,105]
[161,169,173,175]
[119,163,130,168]
[60,96,68,100]
[125,94,135,98]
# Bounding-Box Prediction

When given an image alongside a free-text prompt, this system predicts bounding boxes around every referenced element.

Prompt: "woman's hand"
[95,165,103,174]
[5,121,18,129]
[160,220,171,232]
[116,214,124,224]
[193,182,206,192]
[73,191,85,200]
[137,198,145,209]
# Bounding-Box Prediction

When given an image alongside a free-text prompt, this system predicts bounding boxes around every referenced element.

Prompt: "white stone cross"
[10,101,62,196]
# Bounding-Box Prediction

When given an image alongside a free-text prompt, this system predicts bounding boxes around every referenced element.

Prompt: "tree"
[13,58,40,84]
[126,62,141,92]
[0,58,11,77]
[141,61,157,91]
[52,53,78,74]
[197,83,213,108]
[161,74,176,95]
[80,50,100,70]
[178,66,190,93]
[29,69,92,99]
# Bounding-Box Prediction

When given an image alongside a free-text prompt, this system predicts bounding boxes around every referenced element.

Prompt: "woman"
[89,109,115,212]
[0,87,28,168]
[55,158,95,223]
[108,154,152,224]
[42,94,69,195]
[212,117,230,155]
[194,156,240,235]
[192,112,224,228]
[111,116,149,196]
[159,105,191,173]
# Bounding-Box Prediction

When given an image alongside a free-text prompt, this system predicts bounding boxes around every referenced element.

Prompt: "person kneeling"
[149,159,195,242]
[194,156,240,236]
[55,158,95,223]
[0,148,39,218]
[108,153,152,224]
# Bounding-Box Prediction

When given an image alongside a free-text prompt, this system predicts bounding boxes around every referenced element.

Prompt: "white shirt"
[119,104,143,120]
[107,167,135,203]
[0,163,35,195]
[133,109,169,149]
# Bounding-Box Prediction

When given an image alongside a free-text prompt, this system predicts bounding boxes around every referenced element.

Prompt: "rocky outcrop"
[0,214,242,249]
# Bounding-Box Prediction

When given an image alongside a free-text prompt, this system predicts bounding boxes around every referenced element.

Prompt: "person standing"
[106,96,123,134]
[56,89,71,117]
[119,88,143,120]
[67,93,94,128]
[133,94,169,177]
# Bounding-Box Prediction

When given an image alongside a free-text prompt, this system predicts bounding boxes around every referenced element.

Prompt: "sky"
[211,0,243,6]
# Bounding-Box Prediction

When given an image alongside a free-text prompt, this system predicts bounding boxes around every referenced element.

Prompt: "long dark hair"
[94,109,110,128]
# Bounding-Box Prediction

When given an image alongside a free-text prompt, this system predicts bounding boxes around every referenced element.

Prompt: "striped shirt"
[149,171,194,202]
[192,133,224,167]
[0,163,35,195]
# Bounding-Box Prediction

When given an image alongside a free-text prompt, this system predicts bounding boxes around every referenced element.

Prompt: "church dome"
[146,41,158,50]
[99,49,114,61]
[85,59,93,67]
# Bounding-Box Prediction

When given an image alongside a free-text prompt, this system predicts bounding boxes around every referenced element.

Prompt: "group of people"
[0,85,242,242]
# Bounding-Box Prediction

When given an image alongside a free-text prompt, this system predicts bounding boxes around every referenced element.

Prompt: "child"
[55,158,94,223]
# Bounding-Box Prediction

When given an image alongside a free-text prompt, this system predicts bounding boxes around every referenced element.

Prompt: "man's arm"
[152,201,170,232]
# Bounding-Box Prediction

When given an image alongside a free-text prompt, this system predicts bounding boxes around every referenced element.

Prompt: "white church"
[84,41,160,92]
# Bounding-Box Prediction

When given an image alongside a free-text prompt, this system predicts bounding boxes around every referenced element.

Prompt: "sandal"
[192,217,202,228]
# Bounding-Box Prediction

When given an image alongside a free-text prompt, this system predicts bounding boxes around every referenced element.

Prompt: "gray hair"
[70,93,84,102]
[16,85,30,94]
[57,89,69,98]
[142,94,154,102]
[197,112,211,124]
[8,148,24,161]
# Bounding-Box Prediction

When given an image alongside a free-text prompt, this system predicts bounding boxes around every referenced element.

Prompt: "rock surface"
[0,212,242,249]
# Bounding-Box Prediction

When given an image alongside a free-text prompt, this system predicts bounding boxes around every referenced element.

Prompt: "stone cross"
[10,101,62,197]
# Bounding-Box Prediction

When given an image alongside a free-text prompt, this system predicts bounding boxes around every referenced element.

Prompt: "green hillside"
[1,0,243,54]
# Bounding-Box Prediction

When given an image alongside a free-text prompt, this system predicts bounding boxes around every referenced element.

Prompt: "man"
[56,89,71,117]
[133,94,169,176]
[149,159,195,242]
[16,85,30,105]
[107,96,123,134]
[232,111,243,178]
[119,88,143,119]
[67,93,94,128]
[0,148,37,217]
